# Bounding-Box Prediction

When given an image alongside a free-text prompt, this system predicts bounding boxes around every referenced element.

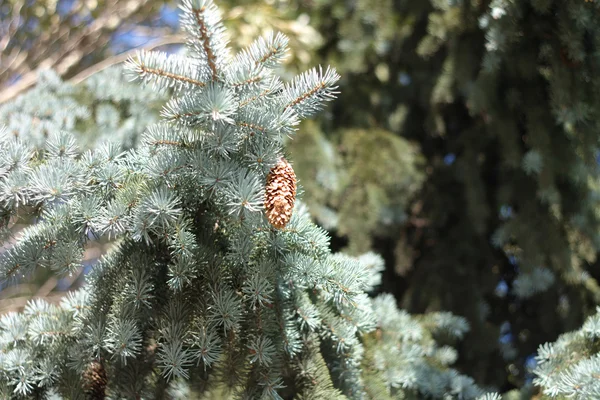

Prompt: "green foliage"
[362,294,483,399]
[289,126,425,254]
[533,307,600,399]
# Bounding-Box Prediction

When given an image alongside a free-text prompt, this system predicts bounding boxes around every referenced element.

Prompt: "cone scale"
[82,360,107,400]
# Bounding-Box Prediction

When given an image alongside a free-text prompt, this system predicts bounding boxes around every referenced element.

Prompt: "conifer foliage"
[0,1,491,399]
[0,67,164,150]
[532,306,600,399]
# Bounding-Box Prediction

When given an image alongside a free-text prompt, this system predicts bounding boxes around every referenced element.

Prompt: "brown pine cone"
[82,359,107,400]
[265,157,297,229]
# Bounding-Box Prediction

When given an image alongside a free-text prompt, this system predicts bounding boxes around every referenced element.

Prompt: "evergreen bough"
[0,67,164,150]
[0,1,490,398]
[532,307,600,399]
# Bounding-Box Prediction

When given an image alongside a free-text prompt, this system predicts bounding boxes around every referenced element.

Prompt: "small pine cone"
[82,360,107,400]
[265,157,297,229]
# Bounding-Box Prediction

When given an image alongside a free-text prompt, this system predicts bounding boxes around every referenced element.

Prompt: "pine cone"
[82,360,107,400]
[265,157,297,229]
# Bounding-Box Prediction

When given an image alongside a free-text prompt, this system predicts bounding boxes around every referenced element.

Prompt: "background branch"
[0,0,177,104]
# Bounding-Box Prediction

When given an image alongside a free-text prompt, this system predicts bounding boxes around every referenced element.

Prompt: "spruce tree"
[0,1,491,398]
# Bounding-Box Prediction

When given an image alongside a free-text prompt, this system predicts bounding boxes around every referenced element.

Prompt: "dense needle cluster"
[265,157,297,229]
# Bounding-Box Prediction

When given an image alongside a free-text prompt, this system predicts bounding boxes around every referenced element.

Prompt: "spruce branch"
[161,83,237,125]
[126,51,208,92]
[248,32,290,69]
[179,0,229,81]
[247,335,277,367]
[210,288,243,333]
[142,123,197,150]
[238,77,283,109]
[226,33,289,89]
[191,328,222,369]
[283,66,340,118]
[104,319,143,365]
[158,339,195,380]
[224,174,264,219]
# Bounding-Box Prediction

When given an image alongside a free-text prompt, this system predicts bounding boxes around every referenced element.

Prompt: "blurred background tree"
[2,0,600,397]
[285,0,600,394]
[0,0,180,103]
